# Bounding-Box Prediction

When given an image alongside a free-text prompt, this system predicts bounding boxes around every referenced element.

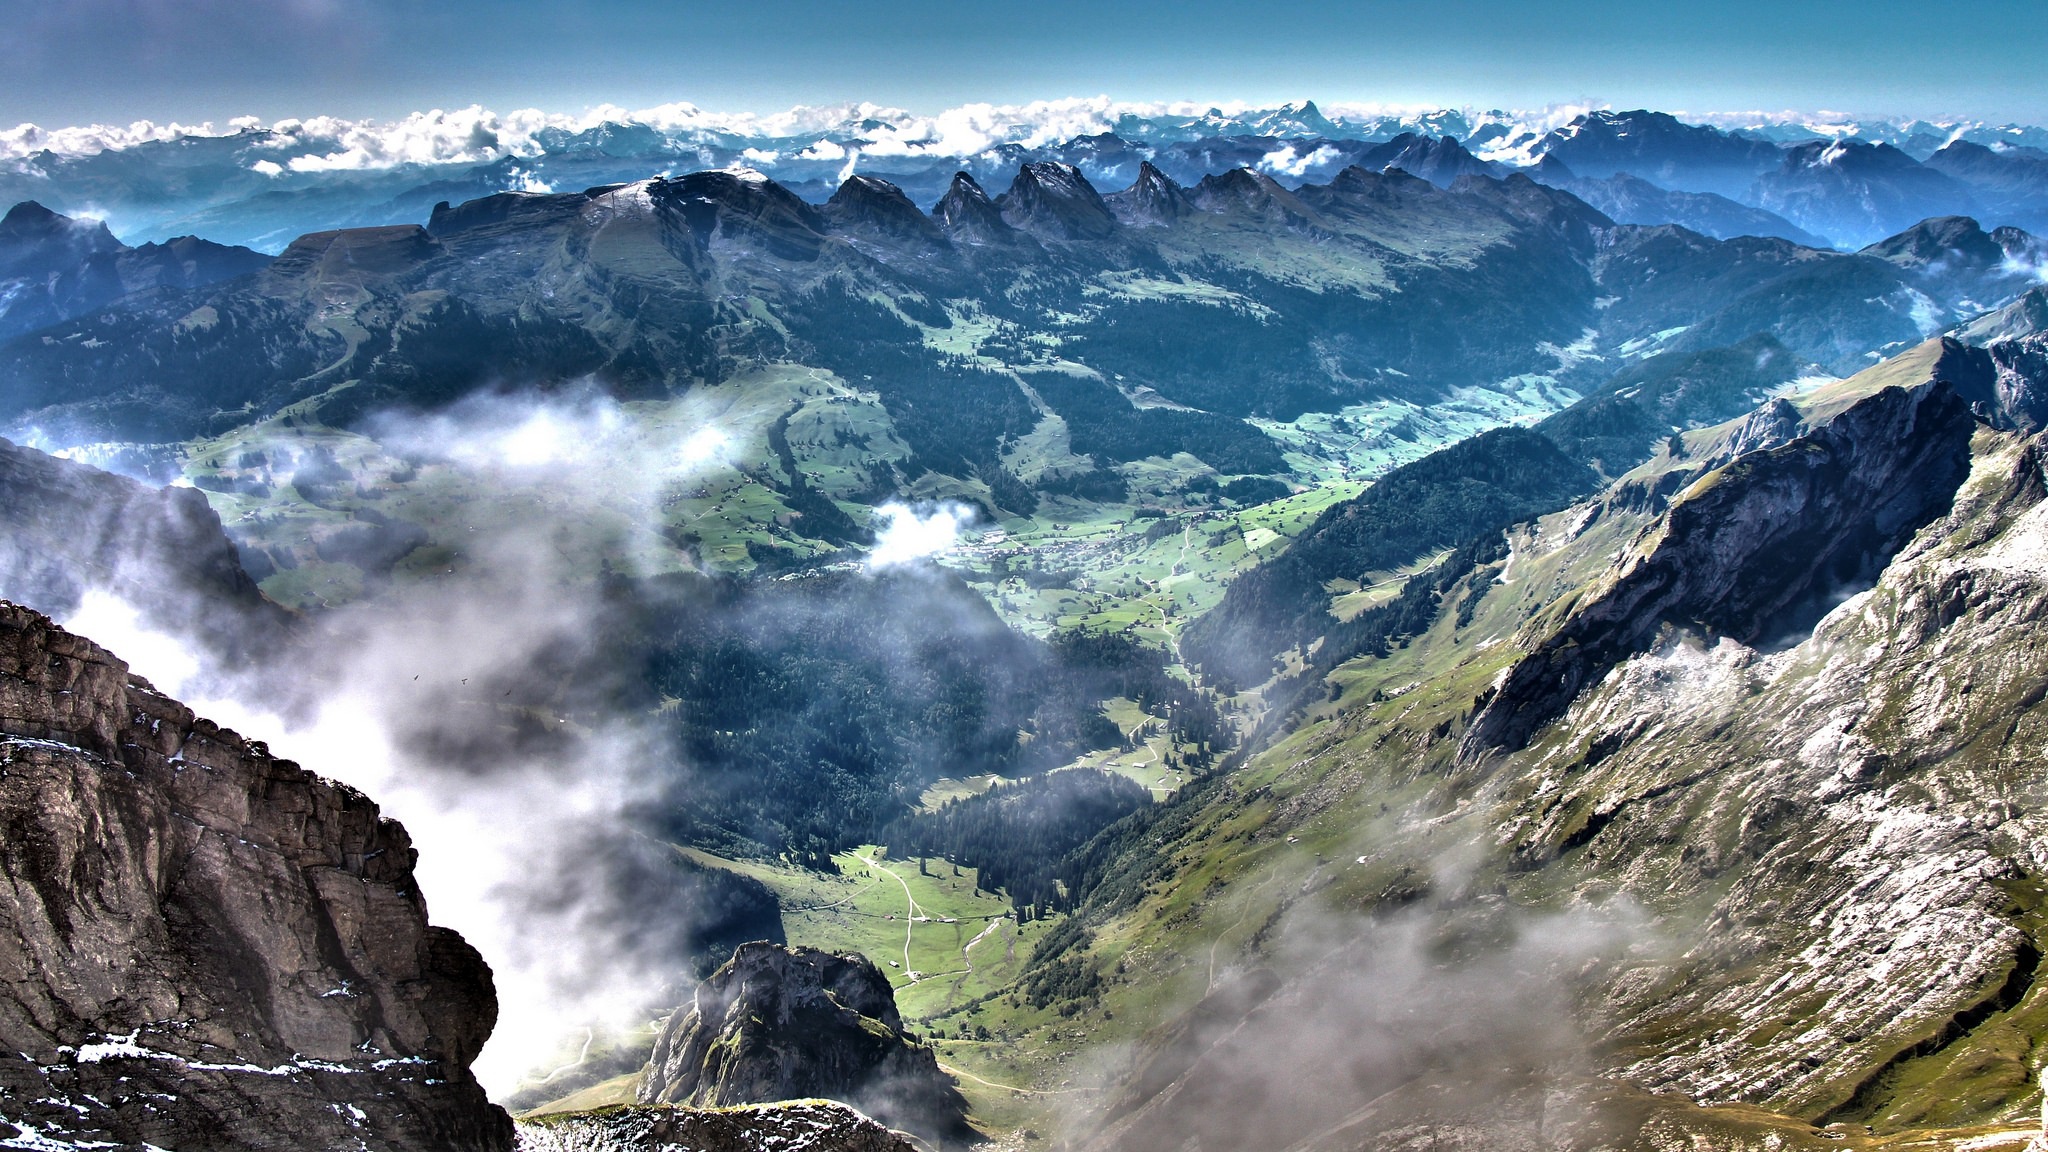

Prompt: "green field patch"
[918,775,1007,811]
[678,845,1055,1023]
[1084,271,1275,318]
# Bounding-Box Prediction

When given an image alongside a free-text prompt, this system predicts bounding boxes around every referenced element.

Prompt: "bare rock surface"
[0,601,509,1150]
[516,1101,916,1152]
[639,942,970,1143]
[1080,360,2048,1148]
[1464,379,1976,758]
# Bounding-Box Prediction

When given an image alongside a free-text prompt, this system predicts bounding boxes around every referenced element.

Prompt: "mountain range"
[6,98,2048,1152]
[9,103,2048,252]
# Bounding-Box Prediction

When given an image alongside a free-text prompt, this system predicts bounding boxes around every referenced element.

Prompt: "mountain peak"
[640,942,970,1142]
[996,161,1118,241]
[1859,214,2002,268]
[824,173,945,248]
[1190,166,1319,227]
[0,200,120,250]
[1,200,61,228]
[1105,160,1196,227]
[1360,133,1494,188]
[931,171,1014,244]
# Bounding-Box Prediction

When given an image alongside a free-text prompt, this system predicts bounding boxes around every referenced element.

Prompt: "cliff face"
[1501,427,2048,1124]
[639,943,969,1143]
[1463,379,1976,758]
[0,601,509,1150]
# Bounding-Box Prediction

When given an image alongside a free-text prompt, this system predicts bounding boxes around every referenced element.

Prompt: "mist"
[4,389,802,1096]
[1072,886,1647,1152]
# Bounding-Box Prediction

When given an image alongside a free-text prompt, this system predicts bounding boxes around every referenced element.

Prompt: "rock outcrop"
[0,601,509,1150]
[639,942,969,1143]
[515,1101,915,1152]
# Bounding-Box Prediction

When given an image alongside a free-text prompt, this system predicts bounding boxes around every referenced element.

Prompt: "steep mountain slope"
[1024,346,2048,1151]
[0,435,289,657]
[1182,426,1598,686]
[1754,141,1987,249]
[0,200,269,342]
[0,601,510,1151]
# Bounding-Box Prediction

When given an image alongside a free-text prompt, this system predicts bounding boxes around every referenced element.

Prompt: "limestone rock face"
[1463,379,1976,758]
[0,601,510,1150]
[639,942,969,1143]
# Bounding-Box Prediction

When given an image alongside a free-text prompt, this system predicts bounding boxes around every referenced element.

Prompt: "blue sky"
[5,0,2045,126]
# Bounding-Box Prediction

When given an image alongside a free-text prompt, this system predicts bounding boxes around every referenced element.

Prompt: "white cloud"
[867,501,975,569]
[1257,143,1342,178]
[0,118,225,160]
[4,98,2037,172]
[63,589,200,695]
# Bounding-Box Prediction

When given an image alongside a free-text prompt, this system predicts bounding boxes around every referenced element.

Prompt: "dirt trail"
[961,917,1003,973]
[855,850,921,972]
[938,1060,1088,1097]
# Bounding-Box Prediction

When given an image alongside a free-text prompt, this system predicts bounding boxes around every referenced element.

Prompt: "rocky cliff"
[0,601,509,1150]
[639,942,969,1143]
[1463,378,1976,757]
[516,1101,915,1152]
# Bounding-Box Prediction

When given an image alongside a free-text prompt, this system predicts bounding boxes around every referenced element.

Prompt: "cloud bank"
[9,97,2044,174]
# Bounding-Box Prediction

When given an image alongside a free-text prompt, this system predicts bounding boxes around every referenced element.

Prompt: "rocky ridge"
[1463,377,1977,757]
[515,1101,915,1152]
[0,600,509,1150]
[639,942,969,1143]
[1057,343,2048,1149]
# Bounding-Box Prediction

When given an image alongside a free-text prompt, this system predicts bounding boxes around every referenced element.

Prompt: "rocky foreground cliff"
[0,601,509,1150]
[516,1101,916,1152]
